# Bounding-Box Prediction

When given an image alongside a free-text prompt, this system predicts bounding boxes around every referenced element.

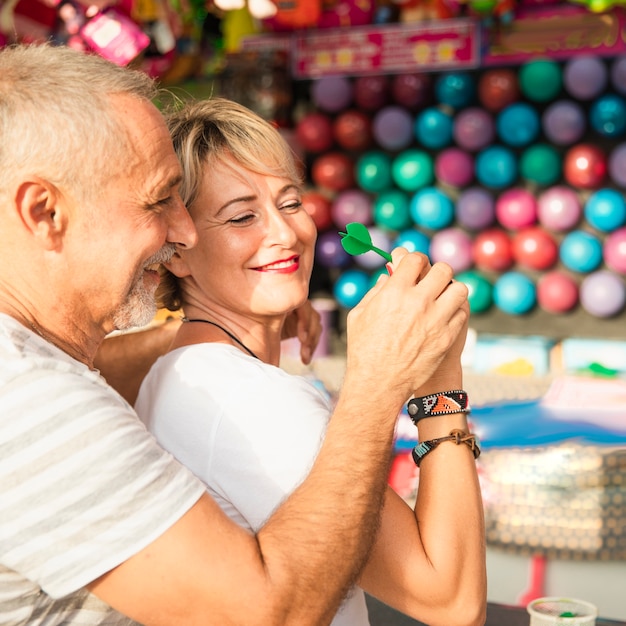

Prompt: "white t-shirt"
[0,314,206,625]
[135,343,371,626]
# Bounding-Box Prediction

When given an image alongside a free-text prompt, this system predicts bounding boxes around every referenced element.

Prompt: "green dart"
[339,222,393,263]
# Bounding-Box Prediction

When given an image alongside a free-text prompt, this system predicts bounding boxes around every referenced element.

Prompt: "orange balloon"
[478,68,520,112]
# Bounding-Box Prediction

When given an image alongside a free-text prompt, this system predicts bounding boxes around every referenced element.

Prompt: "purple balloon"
[611,56,626,96]
[435,147,474,188]
[563,55,608,100]
[331,189,373,228]
[542,100,586,146]
[580,270,626,317]
[456,187,495,230]
[537,186,582,232]
[372,106,414,151]
[609,143,626,188]
[353,227,392,269]
[453,107,495,151]
[604,227,626,273]
[311,76,353,113]
[315,230,351,268]
[429,228,474,272]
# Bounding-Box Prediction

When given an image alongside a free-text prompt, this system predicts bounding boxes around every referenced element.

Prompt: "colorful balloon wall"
[297,55,626,319]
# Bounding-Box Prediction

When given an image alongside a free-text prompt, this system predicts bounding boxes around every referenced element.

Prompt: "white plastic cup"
[527,597,598,626]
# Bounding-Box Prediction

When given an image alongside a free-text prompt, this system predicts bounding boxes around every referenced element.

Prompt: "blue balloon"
[435,71,475,109]
[493,271,536,315]
[393,229,431,255]
[559,230,603,272]
[475,145,518,189]
[410,187,455,230]
[415,107,453,149]
[589,94,626,137]
[497,103,540,147]
[584,188,626,232]
[333,269,371,309]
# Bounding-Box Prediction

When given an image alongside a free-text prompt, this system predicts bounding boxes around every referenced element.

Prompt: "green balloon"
[391,149,434,192]
[519,59,562,102]
[356,151,393,193]
[520,143,561,186]
[373,189,413,231]
[457,270,493,314]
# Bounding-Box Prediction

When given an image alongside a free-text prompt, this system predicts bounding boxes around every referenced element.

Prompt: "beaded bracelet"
[407,390,470,426]
[411,429,481,467]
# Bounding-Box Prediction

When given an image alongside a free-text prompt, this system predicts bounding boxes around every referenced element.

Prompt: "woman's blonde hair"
[158,97,304,311]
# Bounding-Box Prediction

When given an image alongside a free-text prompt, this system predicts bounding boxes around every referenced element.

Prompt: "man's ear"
[164,250,192,278]
[15,179,66,250]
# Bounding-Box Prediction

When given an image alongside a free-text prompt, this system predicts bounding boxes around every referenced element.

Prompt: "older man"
[0,43,472,625]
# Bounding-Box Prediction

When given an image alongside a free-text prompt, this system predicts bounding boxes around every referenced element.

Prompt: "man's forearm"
[94,319,181,405]
[256,380,403,625]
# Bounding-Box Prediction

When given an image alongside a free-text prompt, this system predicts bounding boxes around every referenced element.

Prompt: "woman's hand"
[282,300,322,365]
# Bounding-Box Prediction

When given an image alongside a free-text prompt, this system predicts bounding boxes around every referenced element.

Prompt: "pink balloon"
[453,107,495,151]
[537,186,582,232]
[331,189,373,228]
[495,188,537,230]
[537,271,579,313]
[435,148,474,188]
[604,227,626,273]
[429,228,474,272]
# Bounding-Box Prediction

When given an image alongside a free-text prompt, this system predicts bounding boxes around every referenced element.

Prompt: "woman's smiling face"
[178,154,317,321]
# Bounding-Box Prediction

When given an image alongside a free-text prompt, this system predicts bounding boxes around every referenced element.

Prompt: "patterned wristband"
[407,390,469,426]
[411,429,481,467]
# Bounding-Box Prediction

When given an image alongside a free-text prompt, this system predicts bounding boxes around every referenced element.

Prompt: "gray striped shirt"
[0,315,206,625]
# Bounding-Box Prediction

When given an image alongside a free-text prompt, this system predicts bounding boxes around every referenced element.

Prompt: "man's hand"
[345,249,469,408]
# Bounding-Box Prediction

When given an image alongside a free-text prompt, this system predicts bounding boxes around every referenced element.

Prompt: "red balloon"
[537,271,579,313]
[353,75,390,111]
[478,68,520,112]
[512,226,559,270]
[563,144,607,189]
[295,112,334,153]
[302,190,333,230]
[472,228,514,271]
[391,73,432,109]
[333,110,373,151]
[311,152,355,192]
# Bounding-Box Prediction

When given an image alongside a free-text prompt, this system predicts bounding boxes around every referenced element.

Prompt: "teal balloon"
[456,270,493,313]
[392,149,434,192]
[435,71,476,109]
[475,145,518,189]
[519,59,562,102]
[373,189,412,231]
[494,271,537,315]
[415,107,453,149]
[355,151,393,192]
[410,187,454,229]
[333,269,370,308]
[520,144,561,186]
[497,103,540,147]
[584,188,626,232]
[393,228,431,255]
[590,94,626,137]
